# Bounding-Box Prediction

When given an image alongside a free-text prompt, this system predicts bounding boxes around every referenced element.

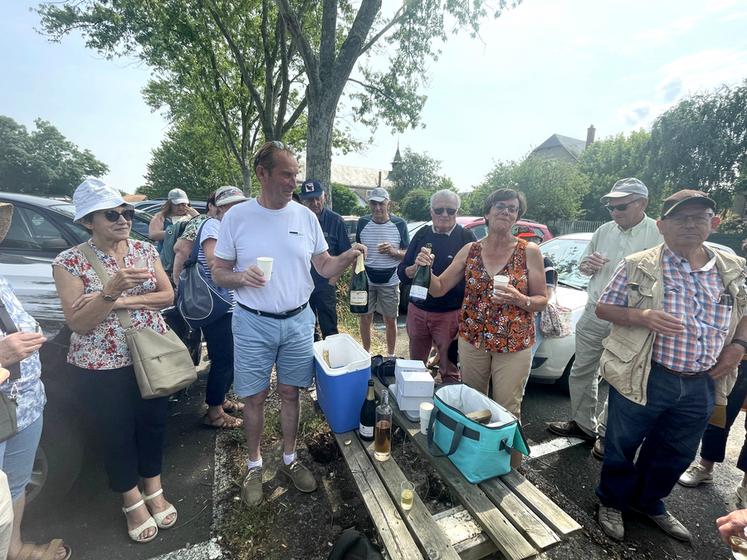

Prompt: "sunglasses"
[253,140,288,168]
[605,201,637,212]
[102,208,135,222]
[433,207,457,216]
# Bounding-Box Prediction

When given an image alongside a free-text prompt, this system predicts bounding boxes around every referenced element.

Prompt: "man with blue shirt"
[298,179,351,340]
[398,190,476,384]
[355,187,409,355]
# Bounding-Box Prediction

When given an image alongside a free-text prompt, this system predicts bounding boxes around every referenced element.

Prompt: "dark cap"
[299,179,324,199]
[661,189,716,218]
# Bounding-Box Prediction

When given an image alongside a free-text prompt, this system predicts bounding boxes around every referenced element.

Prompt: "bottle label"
[351,291,368,306]
[410,285,428,301]
[359,424,373,437]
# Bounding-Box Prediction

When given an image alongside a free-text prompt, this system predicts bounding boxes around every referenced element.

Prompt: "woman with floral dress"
[52,178,178,544]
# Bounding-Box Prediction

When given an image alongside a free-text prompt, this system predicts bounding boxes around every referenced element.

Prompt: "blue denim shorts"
[0,414,43,500]
[232,305,315,397]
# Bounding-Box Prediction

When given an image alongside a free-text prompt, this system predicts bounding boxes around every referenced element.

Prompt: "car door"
[0,202,81,259]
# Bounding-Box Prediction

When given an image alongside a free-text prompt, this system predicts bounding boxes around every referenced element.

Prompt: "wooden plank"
[433,507,498,560]
[479,477,560,551]
[361,437,462,560]
[334,432,424,560]
[501,470,582,537]
[372,380,537,560]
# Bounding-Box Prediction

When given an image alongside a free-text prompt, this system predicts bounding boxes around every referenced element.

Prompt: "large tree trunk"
[305,98,335,203]
[241,164,253,195]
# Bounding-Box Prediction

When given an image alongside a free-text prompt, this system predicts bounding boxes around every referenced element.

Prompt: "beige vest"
[599,244,747,406]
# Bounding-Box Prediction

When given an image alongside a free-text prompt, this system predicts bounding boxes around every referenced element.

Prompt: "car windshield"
[540,237,590,290]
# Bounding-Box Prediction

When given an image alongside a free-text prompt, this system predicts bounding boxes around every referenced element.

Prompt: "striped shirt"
[197,218,235,307]
[599,246,732,373]
[356,215,409,286]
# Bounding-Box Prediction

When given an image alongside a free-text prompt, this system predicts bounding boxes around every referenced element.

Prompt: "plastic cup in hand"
[20,322,43,336]
[133,256,147,269]
[400,481,415,511]
[731,534,747,559]
[493,274,509,294]
[256,257,273,281]
[419,402,434,435]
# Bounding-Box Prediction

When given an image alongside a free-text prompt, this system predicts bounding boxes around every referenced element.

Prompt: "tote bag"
[177,220,232,329]
[540,294,572,338]
[427,384,529,483]
[79,243,196,399]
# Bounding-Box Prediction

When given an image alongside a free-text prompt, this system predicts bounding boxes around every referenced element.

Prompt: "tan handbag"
[539,294,572,338]
[79,243,196,399]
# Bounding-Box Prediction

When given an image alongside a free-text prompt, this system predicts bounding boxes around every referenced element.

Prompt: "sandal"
[122,499,158,543]
[142,488,178,529]
[203,412,243,429]
[222,399,244,414]
[14,539,72,560]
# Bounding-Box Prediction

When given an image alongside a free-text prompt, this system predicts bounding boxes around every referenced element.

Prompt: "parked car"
[531,232,735,390]
[0,192,201,506]
[133,199,208,215]
[407,216,553,242]
[341,215,359,244]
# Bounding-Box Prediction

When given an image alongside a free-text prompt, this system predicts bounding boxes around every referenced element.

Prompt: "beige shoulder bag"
[79,243,196,398]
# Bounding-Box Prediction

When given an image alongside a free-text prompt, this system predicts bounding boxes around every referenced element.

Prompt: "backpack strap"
[185,219,209,268]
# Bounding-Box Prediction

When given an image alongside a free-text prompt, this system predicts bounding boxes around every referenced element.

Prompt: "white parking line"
[526,436,587,459]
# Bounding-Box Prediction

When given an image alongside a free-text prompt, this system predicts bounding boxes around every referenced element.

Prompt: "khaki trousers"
[0,470,12,560]
[569,303,610,437]
[458,337,532,419]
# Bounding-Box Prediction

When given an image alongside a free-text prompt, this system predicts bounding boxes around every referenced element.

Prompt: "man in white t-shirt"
[213,141,366,508]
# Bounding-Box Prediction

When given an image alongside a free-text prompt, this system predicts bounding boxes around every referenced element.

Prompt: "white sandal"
[122,499,159,543]
[142,488,178,529]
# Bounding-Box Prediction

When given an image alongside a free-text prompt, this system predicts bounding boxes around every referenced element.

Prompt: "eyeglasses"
[664,214,714,226]
[102,208,135,222]
[605,201,637,212]
[493,204,519,214]
[433,207,457,216]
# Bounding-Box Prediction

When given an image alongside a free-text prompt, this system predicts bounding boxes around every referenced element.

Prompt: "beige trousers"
[458,337,532,419]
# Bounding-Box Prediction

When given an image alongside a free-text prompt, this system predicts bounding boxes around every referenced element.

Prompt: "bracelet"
[526,297,531,310]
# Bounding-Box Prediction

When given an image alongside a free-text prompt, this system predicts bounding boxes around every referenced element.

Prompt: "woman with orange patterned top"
[426,189,548,462]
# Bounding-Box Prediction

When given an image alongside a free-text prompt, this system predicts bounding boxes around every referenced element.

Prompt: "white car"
[531,233,735,389]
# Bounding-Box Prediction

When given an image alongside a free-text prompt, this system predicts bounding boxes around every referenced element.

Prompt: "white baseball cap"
[368,187,390,202]
[215,186,248,207]
[600,178,649,203]
[73,178,127,222]
[168,188,190,205]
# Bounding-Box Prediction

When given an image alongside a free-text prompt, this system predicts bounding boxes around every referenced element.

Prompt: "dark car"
[0,192,200,505]
[134,199,208,215]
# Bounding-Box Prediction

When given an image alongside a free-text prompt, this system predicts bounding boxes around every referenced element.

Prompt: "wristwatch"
[731,339,747,352]
[101,291,119,302]
[525,297,531,309]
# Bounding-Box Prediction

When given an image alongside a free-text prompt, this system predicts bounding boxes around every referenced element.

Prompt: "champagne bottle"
[358,380,376,441]
[374,390,393,461]
[409,243,432,302]
[349,254,369,313]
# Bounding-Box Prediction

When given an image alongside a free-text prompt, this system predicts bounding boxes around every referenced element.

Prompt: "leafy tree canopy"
[0,115,108,197]
[388,147,454,202]
[399,188,434,221]
[330,183,364,216]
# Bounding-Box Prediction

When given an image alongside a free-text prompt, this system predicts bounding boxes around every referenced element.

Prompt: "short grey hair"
[430,189,460,209]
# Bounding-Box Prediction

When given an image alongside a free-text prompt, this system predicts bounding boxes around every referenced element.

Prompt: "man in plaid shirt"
[594,190,747,543]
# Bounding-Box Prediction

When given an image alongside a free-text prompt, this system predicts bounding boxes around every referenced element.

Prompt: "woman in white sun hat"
[52,178,179,544]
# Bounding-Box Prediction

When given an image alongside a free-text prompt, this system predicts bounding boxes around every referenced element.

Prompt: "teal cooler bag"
[427,384,529,483]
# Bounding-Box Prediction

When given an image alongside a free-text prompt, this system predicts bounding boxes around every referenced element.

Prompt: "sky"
[1,0,746,193]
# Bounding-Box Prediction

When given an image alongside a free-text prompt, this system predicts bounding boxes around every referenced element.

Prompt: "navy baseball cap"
[299,179,324,199]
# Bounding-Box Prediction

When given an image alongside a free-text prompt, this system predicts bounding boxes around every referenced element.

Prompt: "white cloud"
[633,15,700,45]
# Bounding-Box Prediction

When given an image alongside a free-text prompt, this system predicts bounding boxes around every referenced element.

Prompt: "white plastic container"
[395,369,434,398]
[314,334,371,433]
[389,383,433,414]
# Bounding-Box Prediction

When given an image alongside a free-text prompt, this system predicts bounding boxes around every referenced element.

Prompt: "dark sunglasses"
[433,207,457,216]
[102,208,135,222]
[605,201,636,212]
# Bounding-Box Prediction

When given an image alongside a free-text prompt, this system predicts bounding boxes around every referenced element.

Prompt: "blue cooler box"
[314,334,371,433]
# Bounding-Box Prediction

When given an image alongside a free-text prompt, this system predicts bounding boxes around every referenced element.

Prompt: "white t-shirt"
[214,199,328,312]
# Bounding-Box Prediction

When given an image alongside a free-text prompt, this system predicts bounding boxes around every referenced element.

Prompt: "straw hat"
[0,203,13,244]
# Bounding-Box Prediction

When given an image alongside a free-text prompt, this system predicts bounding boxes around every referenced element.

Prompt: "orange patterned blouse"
[458,239,534,353]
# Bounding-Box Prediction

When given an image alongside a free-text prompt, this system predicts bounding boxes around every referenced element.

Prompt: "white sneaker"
[677,464,713,487]
[736,484,747,508]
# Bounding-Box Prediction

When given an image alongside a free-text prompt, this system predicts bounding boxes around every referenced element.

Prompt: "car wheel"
[556,356,574,395]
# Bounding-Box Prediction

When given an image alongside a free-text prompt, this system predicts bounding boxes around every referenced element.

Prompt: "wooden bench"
[333,380,582,560]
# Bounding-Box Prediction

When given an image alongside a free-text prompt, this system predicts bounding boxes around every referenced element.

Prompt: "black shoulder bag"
[0,300,21,442]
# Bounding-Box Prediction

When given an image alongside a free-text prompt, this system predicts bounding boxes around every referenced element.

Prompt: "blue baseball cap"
[299,179,324,199]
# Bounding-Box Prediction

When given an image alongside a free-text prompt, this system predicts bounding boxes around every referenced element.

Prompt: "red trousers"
[405,303,460,383]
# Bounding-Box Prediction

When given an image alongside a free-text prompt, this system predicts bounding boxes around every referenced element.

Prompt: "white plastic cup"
[419,402,434,435]
[256,257,273,281]
[493,274,509,293]
[133,256,147,269]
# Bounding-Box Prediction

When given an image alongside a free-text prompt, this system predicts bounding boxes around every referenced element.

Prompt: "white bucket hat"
[168,188,190,205]
[215,186,248,207]
[73,178,127,222]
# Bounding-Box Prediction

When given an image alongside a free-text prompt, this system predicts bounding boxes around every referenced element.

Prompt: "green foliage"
[462,161,516,215]
[399,188,433,221]
[0,115,108,197]
[716,212,747,236]
[388,148,454,202]
[330,183,364,216]
[138,119,242,200]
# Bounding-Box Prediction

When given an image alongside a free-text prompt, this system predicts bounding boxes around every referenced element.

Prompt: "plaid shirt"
[599,246,732,373]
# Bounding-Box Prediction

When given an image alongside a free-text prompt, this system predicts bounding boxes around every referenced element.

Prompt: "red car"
[456,216,553,242]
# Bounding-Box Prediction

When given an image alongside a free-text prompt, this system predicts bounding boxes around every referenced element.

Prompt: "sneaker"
[598,505,624,541]
[592,437,605,461]
[638,510,692,542]
[240,466,263,507]
[280,459,318,493]
[678,464,713,487]
[736,484,747,508]
[547,420,596,442]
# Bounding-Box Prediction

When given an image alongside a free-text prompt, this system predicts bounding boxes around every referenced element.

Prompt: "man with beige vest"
[594,190,747,543]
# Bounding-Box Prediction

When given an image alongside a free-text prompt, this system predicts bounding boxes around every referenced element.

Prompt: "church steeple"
[391,141,402,169]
